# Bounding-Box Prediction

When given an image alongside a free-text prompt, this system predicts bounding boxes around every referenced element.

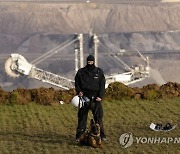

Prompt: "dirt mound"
[0,87,76,105]
[9,88,32,105]
[105,82,180,100]
[0,86,9,104]
[141,84,160,100]
[29,87,76,105]
[159,82,180,98]
[105,82,135,100]
[1,82,180,105]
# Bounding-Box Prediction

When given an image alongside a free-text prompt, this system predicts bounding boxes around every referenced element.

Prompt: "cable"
[31,38,78,65]
[99,41,131,70]
[31,38,73,64]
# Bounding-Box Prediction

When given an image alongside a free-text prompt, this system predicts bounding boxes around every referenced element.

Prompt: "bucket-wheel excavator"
[4,34,150,90]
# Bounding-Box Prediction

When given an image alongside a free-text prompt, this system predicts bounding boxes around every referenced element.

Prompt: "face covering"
[86,63,95,70]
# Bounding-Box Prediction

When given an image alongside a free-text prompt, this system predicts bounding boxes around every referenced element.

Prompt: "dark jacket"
[75,66,106,99]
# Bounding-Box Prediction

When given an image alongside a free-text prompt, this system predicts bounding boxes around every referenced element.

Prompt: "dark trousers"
[76,101,105,139]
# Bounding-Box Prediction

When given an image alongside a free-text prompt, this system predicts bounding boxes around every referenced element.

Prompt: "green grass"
[0,98,179,154]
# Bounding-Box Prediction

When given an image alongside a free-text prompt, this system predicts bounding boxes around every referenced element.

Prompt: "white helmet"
[71,95,90,108]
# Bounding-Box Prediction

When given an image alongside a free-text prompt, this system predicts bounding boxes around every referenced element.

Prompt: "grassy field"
[0,98,179,154]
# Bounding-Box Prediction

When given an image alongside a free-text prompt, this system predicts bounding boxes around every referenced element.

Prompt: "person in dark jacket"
[75,55,106,142]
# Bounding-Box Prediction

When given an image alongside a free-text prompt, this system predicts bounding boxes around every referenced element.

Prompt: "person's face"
[87,61,94,65]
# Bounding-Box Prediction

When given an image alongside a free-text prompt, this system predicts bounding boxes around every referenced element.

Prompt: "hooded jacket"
[75,65,106,99]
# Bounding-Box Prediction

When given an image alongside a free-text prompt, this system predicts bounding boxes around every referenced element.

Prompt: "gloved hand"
[96,97,102,102]
[79,91,83,97]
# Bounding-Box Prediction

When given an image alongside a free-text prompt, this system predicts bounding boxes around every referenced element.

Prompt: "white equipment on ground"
[150,123,177,132]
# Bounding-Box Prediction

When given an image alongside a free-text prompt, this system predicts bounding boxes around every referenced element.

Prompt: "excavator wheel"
[4,57,20,78]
